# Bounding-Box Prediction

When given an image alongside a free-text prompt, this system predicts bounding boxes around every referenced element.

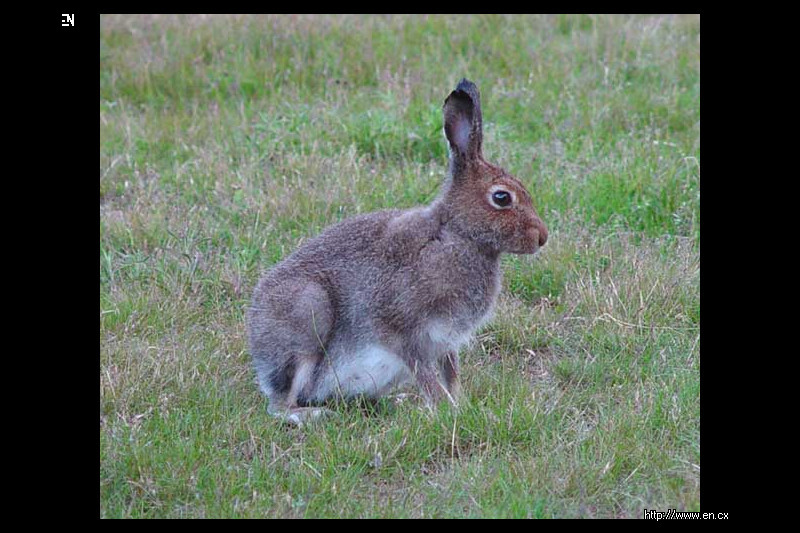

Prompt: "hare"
[247,79,547,425]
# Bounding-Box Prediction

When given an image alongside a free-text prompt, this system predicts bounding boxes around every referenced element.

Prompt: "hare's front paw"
[412,364,460,412]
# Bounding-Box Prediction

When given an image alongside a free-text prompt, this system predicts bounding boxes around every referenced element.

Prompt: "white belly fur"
[310,320,480,402]
[313,345,411,400]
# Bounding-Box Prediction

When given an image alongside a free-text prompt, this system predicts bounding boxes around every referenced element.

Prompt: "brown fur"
[246,79,547,425]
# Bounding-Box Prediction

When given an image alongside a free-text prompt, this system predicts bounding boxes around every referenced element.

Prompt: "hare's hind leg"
[248,280,335,426]
[266,355,333,426]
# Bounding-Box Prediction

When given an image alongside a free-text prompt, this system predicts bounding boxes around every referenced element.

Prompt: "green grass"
[100,14,700,518]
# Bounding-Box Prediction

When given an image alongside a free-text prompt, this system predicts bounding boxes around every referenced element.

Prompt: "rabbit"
[247,79,548,425]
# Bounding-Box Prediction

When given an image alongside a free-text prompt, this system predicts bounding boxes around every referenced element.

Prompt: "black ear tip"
[455,78,479,93]
[452,79,481,109]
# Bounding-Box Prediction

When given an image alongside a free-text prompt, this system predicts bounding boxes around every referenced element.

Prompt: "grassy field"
[100,14,700,518]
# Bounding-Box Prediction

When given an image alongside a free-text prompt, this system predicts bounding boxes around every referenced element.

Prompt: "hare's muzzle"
[525,215,548,254]
[537,219,548,248]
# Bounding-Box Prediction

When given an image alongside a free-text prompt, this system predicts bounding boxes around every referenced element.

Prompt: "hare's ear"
[443,78,483,172]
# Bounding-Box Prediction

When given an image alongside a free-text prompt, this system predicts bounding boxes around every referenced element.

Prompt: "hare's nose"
[537,220,548,248]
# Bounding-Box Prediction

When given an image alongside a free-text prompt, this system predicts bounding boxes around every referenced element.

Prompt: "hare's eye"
[491,190,512,208]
